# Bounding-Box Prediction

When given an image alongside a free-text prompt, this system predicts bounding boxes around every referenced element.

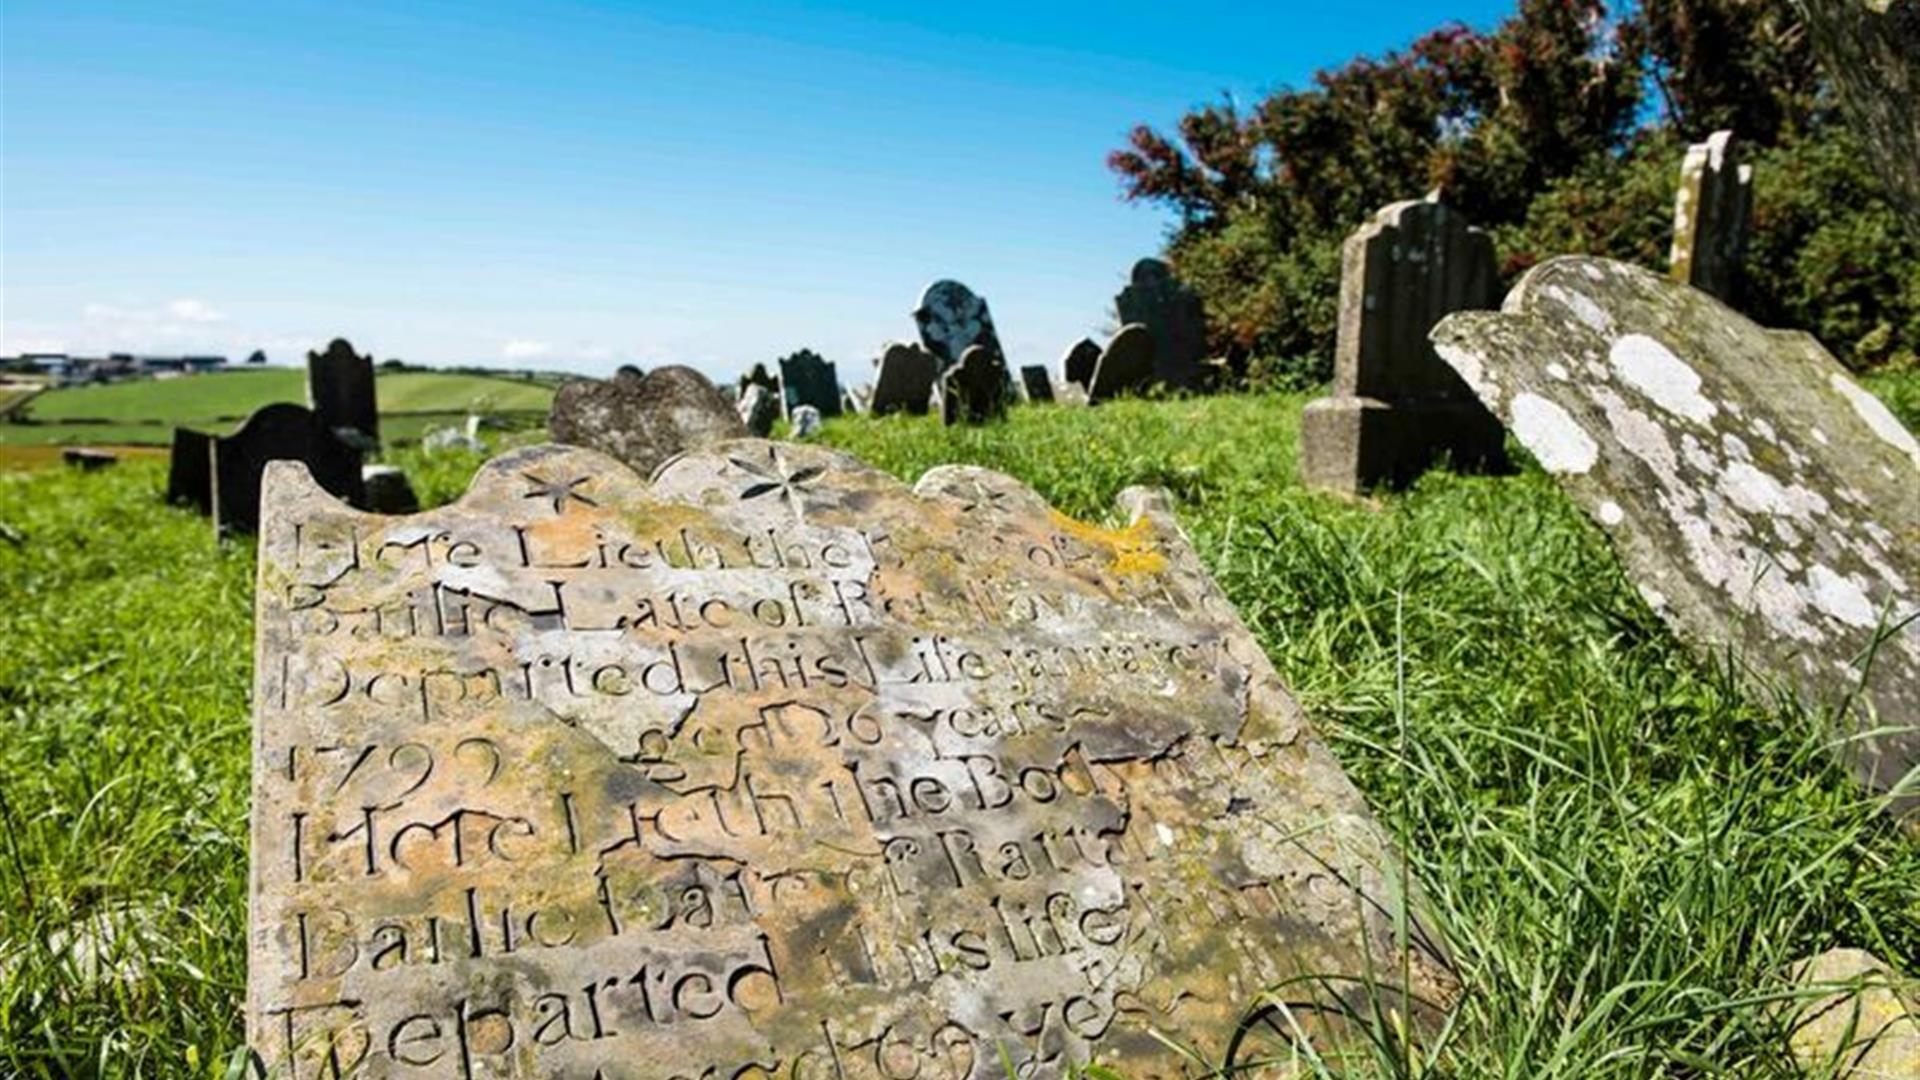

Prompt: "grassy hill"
[1,367,555,448]
[2,378,1916,1076]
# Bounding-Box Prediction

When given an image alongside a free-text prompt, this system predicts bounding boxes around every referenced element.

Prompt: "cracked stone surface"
[547,367,748,478]
[1434,256,1920,818]
[246,440,1453,1078]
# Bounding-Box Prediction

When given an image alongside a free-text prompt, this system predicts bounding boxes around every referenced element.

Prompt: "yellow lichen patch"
[1049,510,1168,576]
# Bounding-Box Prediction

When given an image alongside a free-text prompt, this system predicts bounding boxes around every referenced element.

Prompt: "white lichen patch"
[1598,500,1625,526]
[1610,334,1717,424]
[1807,565,1878,629]
[1830,371,1920,469]
[1511,392,1599,474]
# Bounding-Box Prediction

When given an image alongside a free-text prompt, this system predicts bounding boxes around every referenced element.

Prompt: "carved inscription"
[248,441,1453,1078]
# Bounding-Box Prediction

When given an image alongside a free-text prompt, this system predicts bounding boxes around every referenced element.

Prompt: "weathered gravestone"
[914,280,1003,370]
[789,404,823,438]
[1433,256,1920,817]
[306,339,380,449]
[1061,338,1100,391]
[777,349,842,420]
[245,441,1455,1078]
[167,429,215,514]
[1019,365,1055,403]
[1668,130,1752,305]
[1086,324,1155,404]
[1300,199,1506,494]
[548,366,748,477]
[737,382,779,437]
[1798,0,1920,240]
[1115,259,1208,390]
[212,404,363,536]
[870,342,939,417]
[941,344,1010,426]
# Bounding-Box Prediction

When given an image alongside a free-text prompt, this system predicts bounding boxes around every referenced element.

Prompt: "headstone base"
[1300,394,1506,493]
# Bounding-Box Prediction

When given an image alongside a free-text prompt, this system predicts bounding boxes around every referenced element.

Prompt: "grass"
[2,368,555,447]
[2,381,1918,1077]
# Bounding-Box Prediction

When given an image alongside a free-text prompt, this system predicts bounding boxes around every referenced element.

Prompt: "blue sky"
[3,0,1515,380]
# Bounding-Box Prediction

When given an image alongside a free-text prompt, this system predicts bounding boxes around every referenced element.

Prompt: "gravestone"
[360,465,420,515]
[737,382,779,437]
[870,342,939,417]
[306,339,380,448]
[1300,199,1506,494]
[245,440,1454,1078]
[1086,324,1155,404]
[167,429,214,514]
[1799,0,1920,239]
[1668,130,1752,304]
[1433,256,1920,818]
[62,448,117,471]
[777,349,842,420]
[1062,338,1100,390]
[548,366,748,477]
[211,404,363,536]
[941,344,1009,425]
[1115,258,1208,390]
[914,279,1003,369]
[738,363,779,399]
[1019,365,1054,403]
[789,403,822,438]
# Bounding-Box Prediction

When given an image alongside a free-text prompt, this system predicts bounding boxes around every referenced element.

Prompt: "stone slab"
[1062,339,1100,391]
[1668,130,1752,304]
[1019,365,1054,403]
[245,440,1453,1078]
[548,366,748,477]
[1433,256,1920,816]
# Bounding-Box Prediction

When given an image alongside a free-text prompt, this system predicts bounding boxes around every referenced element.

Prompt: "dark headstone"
[914,279,1003,369]
[1087,324,1156,404]
[212,404,364,535]
[737,382,779,437]
[1019,365,1054,403]
[1669,131,1752,304]
[941,344,1009,425]
[870,342,939,416]
[1115,258,1208,389]
[1300,199,1506,494]
[305,339,379,447]
[737,362,778,397]
[360,464,420,514]
[548,365,749,476]
[62,448,117,471]
[1062,338,1101,390]
[166,428,214,514]
[776,349,842,419]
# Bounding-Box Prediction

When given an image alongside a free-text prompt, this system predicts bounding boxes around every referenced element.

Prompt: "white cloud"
[165,299,227,323]
[502,339,552,360]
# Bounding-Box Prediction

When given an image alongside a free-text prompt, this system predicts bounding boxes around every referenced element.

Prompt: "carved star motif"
[731,448,825,523]
[521,472,597,514]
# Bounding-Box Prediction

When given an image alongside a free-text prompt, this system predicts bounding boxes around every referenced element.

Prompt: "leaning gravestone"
[737,382,779,437]
[1019,364,1055,403]
[1433,256,1920,818]
[1798,0,1920,240]
[941,344,1009,425]
[914,279,1003,370]
[245,440,1453,1077]
[548,366,748,477]
[1086,324,1155,404]
[1668,130,1752,305]
[870,342,939,417]
[211,404,363,536]
[306,339,380,448]
[167,429,215,514]
[1300,199,1506,494]
[777,349,842,420]
[1115,258,1208,390]
[1062,338,1101,391]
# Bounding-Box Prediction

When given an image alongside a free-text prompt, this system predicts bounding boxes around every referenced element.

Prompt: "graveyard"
[6,0,1920,1077]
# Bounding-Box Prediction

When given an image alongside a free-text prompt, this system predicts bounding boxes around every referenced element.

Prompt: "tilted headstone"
[1019,365,1054,403]
[870,342,939,417]
[1061,338,1100,390]
[941,344,1009,425]
[360,464,420,515]
[1086,324,1155,404]
[167,429,215,514]
[914,279,1003,370]
[306,339,380,448]
[1300,198,1506,494]
[1799,0,1920,240]
[777,349,842,420]
[1114,258,1208,390]
[1433,256,1920,818]
[548,366,748,477]
[245,440,1453,1078]
[737,382,779,437]
[1668,130,1752,304]
[212,404,363,536]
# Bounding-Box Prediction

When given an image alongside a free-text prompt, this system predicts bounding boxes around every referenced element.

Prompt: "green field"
[0,367,555,449]
[1,381,1917,1077]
